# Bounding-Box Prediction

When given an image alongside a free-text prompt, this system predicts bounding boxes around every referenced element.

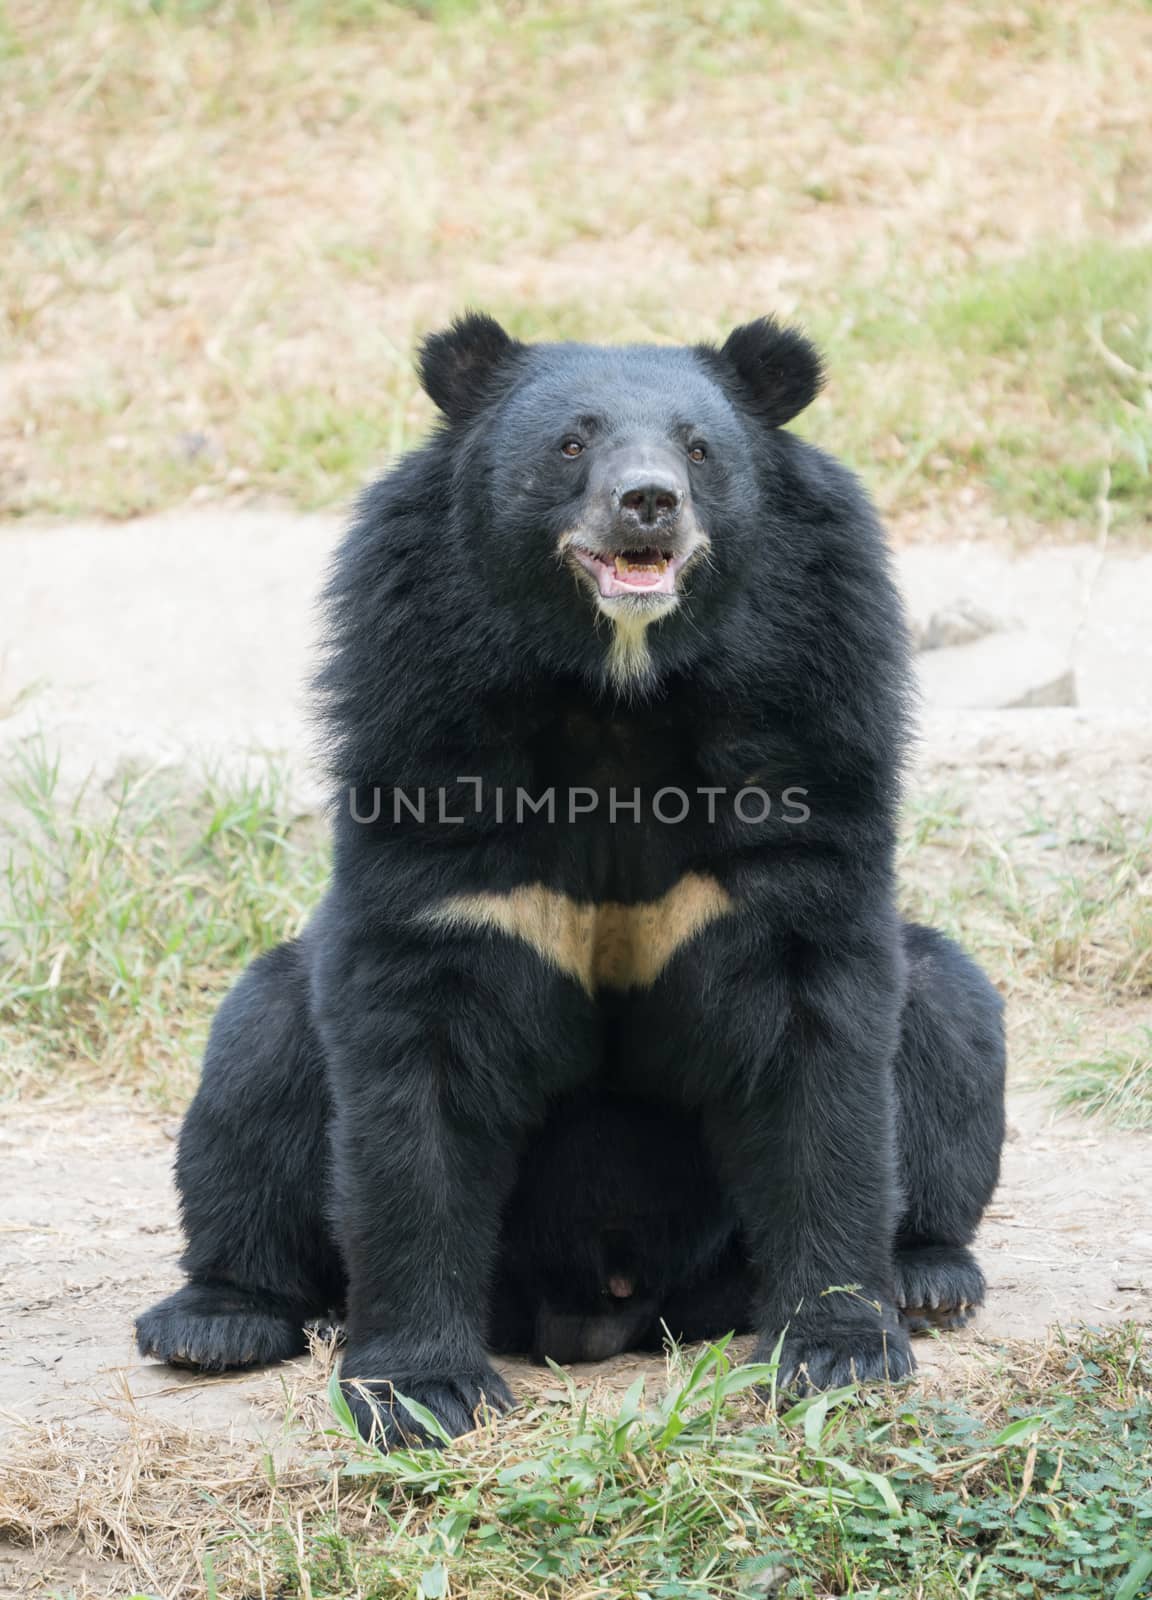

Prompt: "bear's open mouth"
[569,545,686,599]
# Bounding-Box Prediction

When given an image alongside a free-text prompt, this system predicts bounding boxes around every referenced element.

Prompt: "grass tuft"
[0,741,328,1104]
[902,800,1152,1005]
[1051,1026,1152,1129]
[2,1325,1149,1599]
[901,793,1152,1124]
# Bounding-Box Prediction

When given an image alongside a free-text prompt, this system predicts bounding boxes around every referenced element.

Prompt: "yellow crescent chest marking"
[422,873,737,994]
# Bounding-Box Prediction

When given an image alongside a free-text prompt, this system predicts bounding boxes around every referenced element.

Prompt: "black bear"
[137,314,1006,1447]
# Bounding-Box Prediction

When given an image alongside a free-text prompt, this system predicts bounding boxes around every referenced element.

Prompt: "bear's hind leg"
[136,939,342,1373]
[647,1235,756,1349]
[893,924,1006,1335]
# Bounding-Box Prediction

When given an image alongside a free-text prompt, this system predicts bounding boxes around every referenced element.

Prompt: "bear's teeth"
[614,556,668,574]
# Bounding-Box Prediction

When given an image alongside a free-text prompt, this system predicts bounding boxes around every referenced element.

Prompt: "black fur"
[418,311,526,423]
[697,316,825,428]
[137,316,1006,1447]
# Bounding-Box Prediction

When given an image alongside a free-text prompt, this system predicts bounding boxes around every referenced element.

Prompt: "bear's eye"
[560,438,585,458]
[688,443,707,464]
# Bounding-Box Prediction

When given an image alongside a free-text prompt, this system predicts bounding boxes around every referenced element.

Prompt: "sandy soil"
[1,1092,1148,1457]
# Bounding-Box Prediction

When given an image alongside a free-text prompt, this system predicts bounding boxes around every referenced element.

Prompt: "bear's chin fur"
[596,593,681,689]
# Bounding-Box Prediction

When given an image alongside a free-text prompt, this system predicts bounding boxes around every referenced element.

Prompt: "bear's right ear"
[418,312,524,423]
[699,317,824,428]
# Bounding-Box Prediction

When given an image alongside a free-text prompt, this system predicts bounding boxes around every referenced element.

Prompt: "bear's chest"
[542,705,692,791]
[423,872,736,996]
[420,702,754,991]
[522,704,710,893]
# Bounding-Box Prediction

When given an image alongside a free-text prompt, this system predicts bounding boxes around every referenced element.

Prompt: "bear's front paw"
[338,1351,515,1449]
[757,1314,915,1397]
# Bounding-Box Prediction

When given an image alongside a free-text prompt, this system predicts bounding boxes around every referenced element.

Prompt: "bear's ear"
[700,317,824,428]
[418,312,524,422]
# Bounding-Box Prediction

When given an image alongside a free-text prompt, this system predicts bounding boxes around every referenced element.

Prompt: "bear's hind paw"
[895,1244,985,1335]
[136,1283,309,1372]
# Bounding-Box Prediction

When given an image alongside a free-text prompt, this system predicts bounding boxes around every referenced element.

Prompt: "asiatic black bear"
[137,315,1005,1447]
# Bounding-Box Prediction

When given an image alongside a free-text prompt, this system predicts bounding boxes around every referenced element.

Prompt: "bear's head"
[418,312,826,689]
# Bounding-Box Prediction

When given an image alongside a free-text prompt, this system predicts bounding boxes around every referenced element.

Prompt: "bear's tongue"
[593,549,675,597]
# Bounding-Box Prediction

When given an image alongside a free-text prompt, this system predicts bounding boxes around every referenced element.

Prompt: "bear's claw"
[339,1362,516,1449]
[894,1244,985,1336]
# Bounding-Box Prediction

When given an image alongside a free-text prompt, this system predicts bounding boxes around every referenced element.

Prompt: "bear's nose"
[614,475,683,526]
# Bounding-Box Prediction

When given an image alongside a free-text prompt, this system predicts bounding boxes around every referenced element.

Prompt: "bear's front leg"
[705,933,914,1395]
[326,1008,528,1448]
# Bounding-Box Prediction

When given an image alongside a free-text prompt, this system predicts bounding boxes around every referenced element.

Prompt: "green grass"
[0,742,328,1104]
[196,1328,1152,1598]
[6,1319,1149,1597]
[805,241,1152,533]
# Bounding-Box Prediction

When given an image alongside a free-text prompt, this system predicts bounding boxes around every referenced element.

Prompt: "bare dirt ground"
[1,1090,1149,1442]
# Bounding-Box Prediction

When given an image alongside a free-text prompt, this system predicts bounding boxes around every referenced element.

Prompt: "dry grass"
[1052,1025,1152,1128]
[2,1326,1149,1599]
[0,1331,348,1596]
[901,791,1152,1115]
[0,1419,327,1597]
[0,744,328,1107]
[902,800,1152,1003]
[2,0,1150,537]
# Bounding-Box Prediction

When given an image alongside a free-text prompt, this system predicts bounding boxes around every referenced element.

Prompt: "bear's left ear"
[418,312,525,423]
[699,317,824,428]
